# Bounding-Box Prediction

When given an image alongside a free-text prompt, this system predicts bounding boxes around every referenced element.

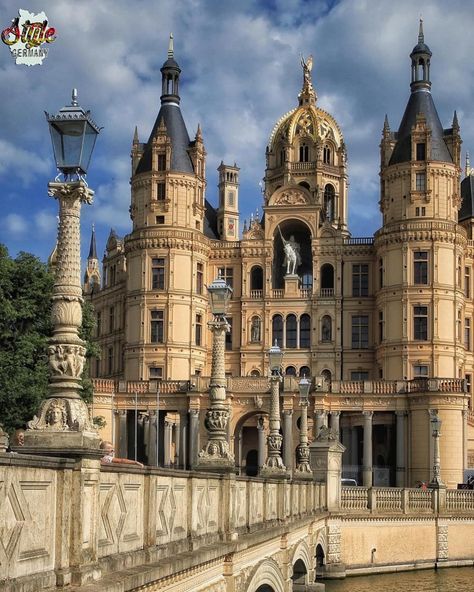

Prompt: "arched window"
[299,365,310,377]
[285,366,297,376]
[250,266,263,291]
[286,314,297,348]
[300,314,311,348]
[280,149,285,166]
[299,144,309,162]
[321,315,332,342]
[320,264,334,294]
[299,181,310,190]
[272,314,283,346]
[323,184,335,221]
[323,145,331,165]
[321,369,332,384]
[249,369,261,376]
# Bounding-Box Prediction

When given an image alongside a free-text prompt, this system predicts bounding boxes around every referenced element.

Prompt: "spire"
[168,33,174,59]
[298,54,317,106]
[453,110,459,131]
[133,125,139,144]
[160,33,181,106]
[196,123,202,141]
[88,224,97,259]
[410,19,432,92]
[383,114,390,133]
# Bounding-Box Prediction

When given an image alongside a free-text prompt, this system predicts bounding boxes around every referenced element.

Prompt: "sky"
[1,0,474,266]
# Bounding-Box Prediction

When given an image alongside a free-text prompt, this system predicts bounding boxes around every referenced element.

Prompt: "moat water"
[324,567,474,591]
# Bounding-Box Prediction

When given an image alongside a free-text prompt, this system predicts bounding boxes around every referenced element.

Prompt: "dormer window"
[416,143,426,161]
[157,154,166,171]
[323,145,331,164]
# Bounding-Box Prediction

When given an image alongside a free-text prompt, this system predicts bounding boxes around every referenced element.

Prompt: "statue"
[278,225,301,275]
[251,316,261,342]
[45,399,68,430]
[300,54,313,85]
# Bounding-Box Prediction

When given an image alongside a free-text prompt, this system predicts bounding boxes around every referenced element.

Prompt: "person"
[100,440,144,467]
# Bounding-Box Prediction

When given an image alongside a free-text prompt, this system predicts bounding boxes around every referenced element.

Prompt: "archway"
[291,558,308,584]
[246,558,286,592]
[233,411,268,475]
[256,586,275,592]
[246,449,258,476]
[315,544,325,579]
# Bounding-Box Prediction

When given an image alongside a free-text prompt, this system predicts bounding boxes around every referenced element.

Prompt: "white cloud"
[35,210,58,236]
[3,214,28,238]
[0,139,49,185]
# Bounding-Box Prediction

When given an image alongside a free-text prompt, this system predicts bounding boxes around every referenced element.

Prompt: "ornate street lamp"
[261,341,287,478]
[429,409,445,488]
[196,276,235,472]
[23,90,100,454]
[295,375,312,475]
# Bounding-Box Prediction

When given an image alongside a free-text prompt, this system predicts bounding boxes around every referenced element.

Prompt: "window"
[286,314,297,348]
[415,206,426,216]
[97,311,102,337]
[458,310,462,341]
[323,145,331,164]
[95,357,100,377]
[156,215,165,224]
[321,315,332,342]
[413,306,428,340]
[218,267,233,289]
[196,262,204,295]
[152,258,165,290]
[157,182,166,200]
[225,318,232,350]
[466,374,472,398]
[351,371,369,381]
[413,364,429,377]
[149,366,163,380]
[107,346,114,375]
[415,172,426,191]
[300,314,311,348]
[280,149,285,166]
[379,258,384,288]
[352,264,369,296]
[157,154,166,171]
[465,318,471,351]
[378,310,384,342]
[151,310,164,343]
[323,185,335,222]
[109,265,116,286]
[416,143,426,161]
[250,266,263,291]
[465,267,471,298]
[351,316,369,349]
[414,251,428,285]
[272,314,283,346]
[285,366,296,376]
[299,366,310,377]
[320,264,334,294]
[109,306,115,332]
[228,191,234,206]
[195,314,202,346]
[299,144,309,162]
[458,257,462,288]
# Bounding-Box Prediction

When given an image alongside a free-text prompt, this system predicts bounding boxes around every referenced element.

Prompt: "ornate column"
[314,410,327,437]
[261,374,286,478]
[24,182,99,453]
[164,419,172,467]
[283,409,293,471]
[330,411,341,441]
[179,410,188,469]
[148,411,157,466]
[396,411,406,488]
[362,411,373,487]
[189,409,199,469]
[295,399,311,476]
[429,409,445,489]
[257,415,266,470]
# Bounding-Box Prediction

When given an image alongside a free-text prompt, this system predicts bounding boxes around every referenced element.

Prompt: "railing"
[300,288,312,298]
[341,486,443,513]
[92,378,115,393]
[407,488,432,511]
[446,489,474,511]
[290,161,316,171]
[250,289,263,299]
[272,289,284,298]
[344,237,374,245]
[320,288,334,297]
[374,487,402,511]
[341,486,368,510]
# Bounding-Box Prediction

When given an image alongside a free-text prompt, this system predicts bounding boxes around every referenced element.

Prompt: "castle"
[85,24,474,488]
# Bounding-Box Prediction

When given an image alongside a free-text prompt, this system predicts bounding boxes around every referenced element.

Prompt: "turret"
[217,162,240,240]
[83,224,101,293]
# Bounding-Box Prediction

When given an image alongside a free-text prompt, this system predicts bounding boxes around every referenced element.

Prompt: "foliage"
[0,245,53,433]
[79,300,100,403]
[0,245,99,432]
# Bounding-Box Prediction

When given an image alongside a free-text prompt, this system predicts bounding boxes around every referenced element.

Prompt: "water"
[324,567,474,592]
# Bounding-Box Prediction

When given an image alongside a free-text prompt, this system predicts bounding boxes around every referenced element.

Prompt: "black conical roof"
[389,91,452,165]
[88,226,97,259]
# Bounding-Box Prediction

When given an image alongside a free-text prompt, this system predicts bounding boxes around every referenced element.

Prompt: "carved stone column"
[257,415,266,470]
[164,419,172,467]
[330,411,341,441]
[197,318,234,472]
[362,411,373,487]
[282,409,293,471]
[396,411,406,488]
[314,410,327,438]
[189,409,199,469]
[261,374,286,478]
[23,182,100,454]
[148,411,157,466]
[117,410,128,458]
[295,400,312,477]
[179,410,188,469]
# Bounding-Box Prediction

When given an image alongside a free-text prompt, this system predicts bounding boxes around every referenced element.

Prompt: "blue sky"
[1,0,474,266]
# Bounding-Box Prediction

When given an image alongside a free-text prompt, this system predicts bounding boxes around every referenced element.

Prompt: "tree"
[0,245,98,433]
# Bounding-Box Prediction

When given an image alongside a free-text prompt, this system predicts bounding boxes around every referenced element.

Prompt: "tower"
[217,162,240,240]
[83,225,101,293]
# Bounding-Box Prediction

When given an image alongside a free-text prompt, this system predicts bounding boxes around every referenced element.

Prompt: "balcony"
[320,288,334,297]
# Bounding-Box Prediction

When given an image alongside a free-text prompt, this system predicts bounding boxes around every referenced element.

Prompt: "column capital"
[395,410,407,417]
[331,411,341,417]
[315,409,327,418]
[362,410,373,419]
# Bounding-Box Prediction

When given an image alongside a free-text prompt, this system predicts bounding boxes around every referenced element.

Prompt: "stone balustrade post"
[362,411,373,487]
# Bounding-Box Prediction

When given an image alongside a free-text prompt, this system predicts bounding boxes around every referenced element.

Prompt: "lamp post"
[23,89,101,454]
[295,375,312,476]
[429,409,445,488]
[197,277,235,472]
[261,341,287,478]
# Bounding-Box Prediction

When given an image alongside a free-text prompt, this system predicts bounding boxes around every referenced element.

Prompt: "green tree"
[0,245,98,433]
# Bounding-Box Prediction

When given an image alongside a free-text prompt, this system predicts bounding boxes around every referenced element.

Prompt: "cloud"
[0,139,49,185]
[35,210,58,237]
[3,214,29,238]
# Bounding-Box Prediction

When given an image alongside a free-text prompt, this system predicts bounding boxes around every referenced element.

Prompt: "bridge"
[2,438,474,591]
